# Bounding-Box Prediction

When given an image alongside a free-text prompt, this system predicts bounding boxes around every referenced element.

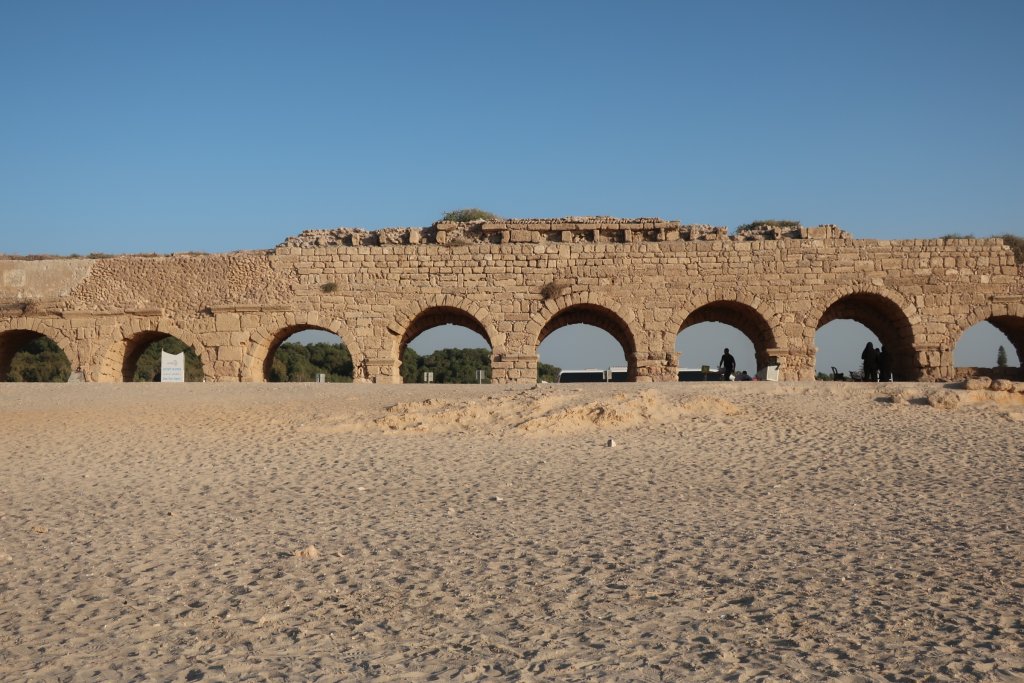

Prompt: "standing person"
[719,348,736,380]
[877,345,891,382]
[861,342,878,382]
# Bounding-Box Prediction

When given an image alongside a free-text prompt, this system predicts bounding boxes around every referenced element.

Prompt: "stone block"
[217,346,244,362]
[510,230,536,243]
[215,313,241,332]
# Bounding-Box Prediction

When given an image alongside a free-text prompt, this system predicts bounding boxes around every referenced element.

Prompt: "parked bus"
[678,368,723,381]
[558,367,628,383]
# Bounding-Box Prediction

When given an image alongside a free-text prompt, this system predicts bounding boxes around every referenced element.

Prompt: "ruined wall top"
[277,218,853,250]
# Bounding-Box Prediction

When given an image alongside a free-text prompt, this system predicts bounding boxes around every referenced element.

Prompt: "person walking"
[861,342,878,381]
[877,345,891,382]
[719,348,736,380]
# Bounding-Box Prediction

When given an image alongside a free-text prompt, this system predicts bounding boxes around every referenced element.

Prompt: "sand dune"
[1,381,1022,680]
[317,388,743,435]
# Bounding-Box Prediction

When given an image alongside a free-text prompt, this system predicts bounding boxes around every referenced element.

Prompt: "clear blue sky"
[2,1,1020,373]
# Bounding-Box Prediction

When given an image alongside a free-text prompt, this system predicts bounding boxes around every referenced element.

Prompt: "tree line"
[5,336,71,381]
[271,342,561,383]
[4,337,562,383]
[3,336,206,382]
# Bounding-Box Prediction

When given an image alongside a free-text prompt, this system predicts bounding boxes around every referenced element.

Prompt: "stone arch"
[247,319,364,382]
[0,319,77,381]
[812,286,920,380]
[675,297,781,372]
[390,296,503,353]
[951,300,1024,371]
[531,294,639,380]
[388,297,501,383]
[96,319,210,382]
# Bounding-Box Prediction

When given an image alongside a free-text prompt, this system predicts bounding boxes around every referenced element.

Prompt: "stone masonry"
[1,218,1021,383]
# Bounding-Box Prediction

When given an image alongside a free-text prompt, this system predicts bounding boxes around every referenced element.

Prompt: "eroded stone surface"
[1,221,1022,383]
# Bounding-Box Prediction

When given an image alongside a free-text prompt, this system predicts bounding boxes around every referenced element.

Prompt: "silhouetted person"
[719,348,736,380]
[861,342,878,382]
[876,345,891,382]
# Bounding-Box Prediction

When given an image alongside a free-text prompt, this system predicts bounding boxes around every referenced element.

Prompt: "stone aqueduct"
[1,218,1022,383]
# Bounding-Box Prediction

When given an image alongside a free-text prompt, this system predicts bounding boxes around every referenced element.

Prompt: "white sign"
[161,351,185,383]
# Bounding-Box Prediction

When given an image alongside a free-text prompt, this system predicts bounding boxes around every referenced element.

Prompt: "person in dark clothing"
[861,342,878,381]
[719,348,736,380]
[876,345,891,382]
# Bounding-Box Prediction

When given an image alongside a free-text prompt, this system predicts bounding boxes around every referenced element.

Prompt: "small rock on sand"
[882,388,916,405]
[294,545,320,560]
[927,390,961,410]
[607,438,616,447]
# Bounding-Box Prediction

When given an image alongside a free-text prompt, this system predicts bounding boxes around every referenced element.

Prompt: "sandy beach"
[1,381,1022,681]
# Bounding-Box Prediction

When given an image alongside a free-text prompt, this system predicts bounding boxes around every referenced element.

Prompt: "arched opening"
[815,321,882,380]
[0,330,72,382]
[398,307,493,383]
[954,318,1023,380]
[263,326,354,382]
[815,293,916,380]
[122,332,204,382]
[676,301,776,379]
[538,304,636,382]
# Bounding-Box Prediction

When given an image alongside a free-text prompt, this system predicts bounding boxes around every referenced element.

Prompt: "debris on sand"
[293,545,320,560]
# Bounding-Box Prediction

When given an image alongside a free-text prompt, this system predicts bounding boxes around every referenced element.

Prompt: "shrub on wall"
[735,219,801,232]
[441,208,501,223]
[540,281,567,300]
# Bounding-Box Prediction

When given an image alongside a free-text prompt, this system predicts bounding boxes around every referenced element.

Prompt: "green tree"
[400,347,492,383]
[8,336,71,382]
[401,347,422,383]
[266,342,354,382]
[427,347,491,383]
[537,362,561,383]
[267,356,290,382]
[997,345,1008,368]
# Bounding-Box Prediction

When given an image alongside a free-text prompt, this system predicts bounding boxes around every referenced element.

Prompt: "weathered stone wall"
[1,220,1021,383]
[0,259,94,302]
